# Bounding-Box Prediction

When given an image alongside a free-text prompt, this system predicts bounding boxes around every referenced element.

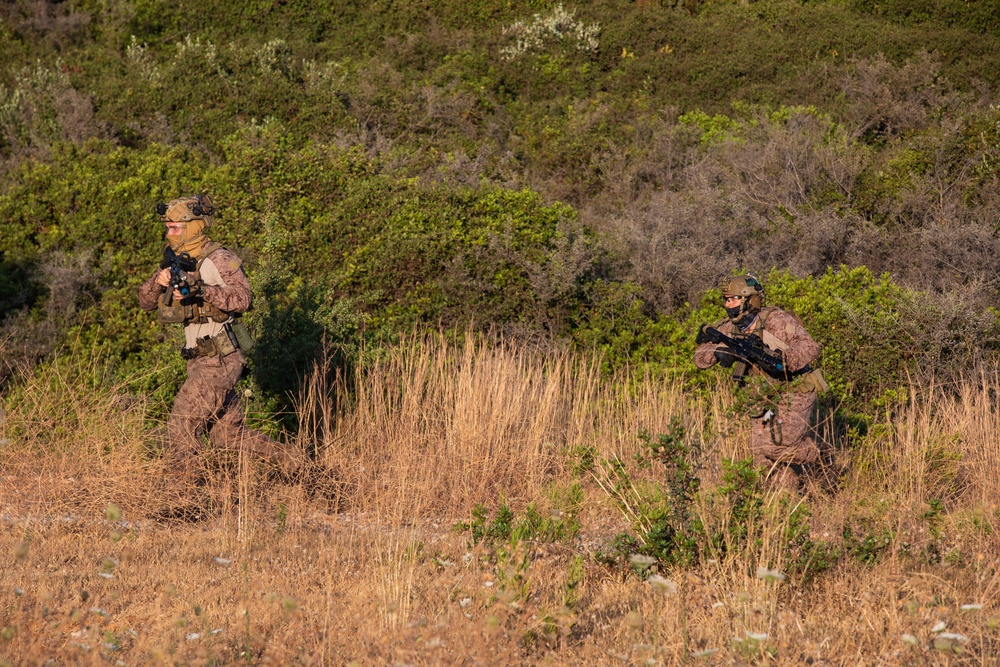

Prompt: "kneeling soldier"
[693,273,828,490]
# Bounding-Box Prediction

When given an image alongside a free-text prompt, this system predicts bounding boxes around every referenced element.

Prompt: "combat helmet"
[721,273,764,327]
[155,194,216,257]
[156,194,215,227]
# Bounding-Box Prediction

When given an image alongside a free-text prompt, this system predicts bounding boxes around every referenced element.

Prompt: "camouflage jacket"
[693,307,819,380]
[138,247,251,350]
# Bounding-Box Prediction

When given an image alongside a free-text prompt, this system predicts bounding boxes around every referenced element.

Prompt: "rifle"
[696,324,790,383]
[159,247,199,305]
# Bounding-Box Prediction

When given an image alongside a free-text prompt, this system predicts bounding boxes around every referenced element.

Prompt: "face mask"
[733,311,757,331]
[167,219,209,258]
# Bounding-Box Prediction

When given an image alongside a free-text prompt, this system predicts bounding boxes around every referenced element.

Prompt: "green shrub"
[843,522,895,565]
[0,128,620,417]
[592,421,705,567]
[455,500,579,547]
[4,0,1000,441]
[713,458,765,553]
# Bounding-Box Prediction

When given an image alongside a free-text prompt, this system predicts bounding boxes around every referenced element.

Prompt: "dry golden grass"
[1,332,998,665]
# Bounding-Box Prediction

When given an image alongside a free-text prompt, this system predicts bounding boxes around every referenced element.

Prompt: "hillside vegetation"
[2,1,1000,663]
[2,0,1000,408]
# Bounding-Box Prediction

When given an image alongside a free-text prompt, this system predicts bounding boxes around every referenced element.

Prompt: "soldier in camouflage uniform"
[694,274,828,490]
[139,195,308,514]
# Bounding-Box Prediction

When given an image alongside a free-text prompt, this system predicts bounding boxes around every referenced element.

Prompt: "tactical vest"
[717,307,830,393]
[156,243,232,325]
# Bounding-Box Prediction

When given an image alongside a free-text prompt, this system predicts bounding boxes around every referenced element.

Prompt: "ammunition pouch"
[227,319,255,354]
[180,332,238,361]
[157,289,231,326]
[792,368,830,394]
[157,290,188,324]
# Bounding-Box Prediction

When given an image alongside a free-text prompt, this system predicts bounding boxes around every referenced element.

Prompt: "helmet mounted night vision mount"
[156,194,215,222]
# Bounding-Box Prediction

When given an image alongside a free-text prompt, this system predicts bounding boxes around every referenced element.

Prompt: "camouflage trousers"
[750,391,820,487]
[166,350,304,484]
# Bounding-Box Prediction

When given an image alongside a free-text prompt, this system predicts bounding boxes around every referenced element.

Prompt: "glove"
[763,347,787,377]
[696,324,712,345]
[714,347,740,368]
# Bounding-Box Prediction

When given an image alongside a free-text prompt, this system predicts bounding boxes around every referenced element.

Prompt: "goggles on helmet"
[155,195,215,225]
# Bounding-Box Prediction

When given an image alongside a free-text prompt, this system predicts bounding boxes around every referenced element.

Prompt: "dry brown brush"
[1,333,999,664]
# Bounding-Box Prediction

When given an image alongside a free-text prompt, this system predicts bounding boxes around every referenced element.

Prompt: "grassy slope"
[2,5,1000,662]
[1,334,998,663]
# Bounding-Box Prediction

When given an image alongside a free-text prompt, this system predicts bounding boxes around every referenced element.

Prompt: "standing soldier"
[693,274,828,490]
[138,195,309,517]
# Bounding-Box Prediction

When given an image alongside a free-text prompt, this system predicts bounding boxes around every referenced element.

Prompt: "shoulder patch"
[785,322,797,334]
[207,245,242,271]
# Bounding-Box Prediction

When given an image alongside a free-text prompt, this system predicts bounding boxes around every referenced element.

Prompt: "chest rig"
[156,244,231,325]
[715,307,829,394]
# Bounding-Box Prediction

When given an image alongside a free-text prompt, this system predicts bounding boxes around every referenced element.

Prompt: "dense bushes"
[8,129,993,418]
[3,0,1000,423]
[601,96,1000,315]
[565,265,1000,412]
[0,128,614,405]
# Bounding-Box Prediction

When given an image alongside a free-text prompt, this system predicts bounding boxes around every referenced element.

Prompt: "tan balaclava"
[161,195,215,258]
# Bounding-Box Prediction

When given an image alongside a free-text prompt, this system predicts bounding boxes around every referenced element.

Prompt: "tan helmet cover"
[161,195,215,228]
[721,274,765,311]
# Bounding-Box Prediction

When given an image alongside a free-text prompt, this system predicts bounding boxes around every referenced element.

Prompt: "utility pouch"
[181,335,219,360]
[157,290,188,324]
[229,320,255,354]
[792,369,831,394]
[806,369,831,393]
[213,330,237,357]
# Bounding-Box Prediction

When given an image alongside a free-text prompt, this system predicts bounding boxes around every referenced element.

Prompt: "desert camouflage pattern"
[139,248,250,346]
[694,307,821,478]
[139,246,304,490]
[163,349,305,484]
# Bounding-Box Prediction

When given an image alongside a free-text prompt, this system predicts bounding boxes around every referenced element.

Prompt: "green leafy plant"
[593,419,705,567]
[843,522,895,565]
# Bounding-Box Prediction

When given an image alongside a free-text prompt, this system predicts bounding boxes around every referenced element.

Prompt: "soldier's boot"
[243,438,310,481]
[754,455,801,494]
[231,429,340,503]
[150,451,212,522]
